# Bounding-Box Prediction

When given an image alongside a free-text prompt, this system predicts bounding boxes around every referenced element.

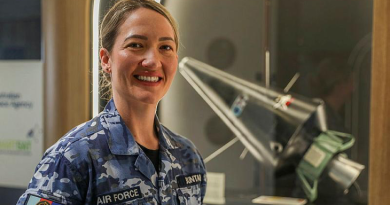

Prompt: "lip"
[134,71,163,78]
[133,72,164,86]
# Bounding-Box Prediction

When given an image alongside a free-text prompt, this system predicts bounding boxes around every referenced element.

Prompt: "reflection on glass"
[179,57,364,203]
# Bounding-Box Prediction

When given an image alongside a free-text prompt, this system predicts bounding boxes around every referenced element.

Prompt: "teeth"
[136,76,160,82]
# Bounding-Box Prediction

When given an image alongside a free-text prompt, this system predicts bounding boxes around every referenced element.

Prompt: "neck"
[113,94,159,150]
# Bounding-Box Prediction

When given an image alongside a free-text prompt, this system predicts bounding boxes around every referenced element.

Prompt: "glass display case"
[161,0,373,204]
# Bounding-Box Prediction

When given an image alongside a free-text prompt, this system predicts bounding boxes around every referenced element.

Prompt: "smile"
[135,75,161,83]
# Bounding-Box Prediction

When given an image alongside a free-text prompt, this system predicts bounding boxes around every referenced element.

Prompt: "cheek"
[167,67,177,85]
[168,66,177,77]
[164,58,178,77]
[114,56,138,75]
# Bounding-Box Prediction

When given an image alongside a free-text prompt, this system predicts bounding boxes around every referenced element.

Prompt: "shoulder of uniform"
[160,125,198,150]
[44,113,107,156]
[160,125,206,170]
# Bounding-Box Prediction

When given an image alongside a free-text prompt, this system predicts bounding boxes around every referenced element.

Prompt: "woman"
[17,0,207,204]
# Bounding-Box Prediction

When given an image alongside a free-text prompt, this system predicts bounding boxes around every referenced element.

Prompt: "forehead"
[117,8,175,39]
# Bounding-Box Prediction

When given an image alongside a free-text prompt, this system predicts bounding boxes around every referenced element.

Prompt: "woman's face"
[101,8,178,106]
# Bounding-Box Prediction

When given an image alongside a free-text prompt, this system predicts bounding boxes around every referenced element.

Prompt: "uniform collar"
[154,115,179,150]
[102,99,178,156]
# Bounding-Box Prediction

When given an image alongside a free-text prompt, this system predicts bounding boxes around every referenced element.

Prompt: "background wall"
[43,0,91,148]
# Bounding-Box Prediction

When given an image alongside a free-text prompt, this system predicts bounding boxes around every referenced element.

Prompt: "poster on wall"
[0,61,43,188]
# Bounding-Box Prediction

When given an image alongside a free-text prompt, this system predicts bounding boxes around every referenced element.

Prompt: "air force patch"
[97,187,142,205]
[25,194,63,205]
[177,173,204,188]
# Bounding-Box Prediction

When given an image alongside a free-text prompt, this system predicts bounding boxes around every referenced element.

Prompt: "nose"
[141,49,162,69]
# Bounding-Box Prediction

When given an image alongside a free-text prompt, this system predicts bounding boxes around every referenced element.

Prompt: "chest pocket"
[176,184,202,205]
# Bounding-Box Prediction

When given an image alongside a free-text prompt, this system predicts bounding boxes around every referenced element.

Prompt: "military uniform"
[17,100,207,205]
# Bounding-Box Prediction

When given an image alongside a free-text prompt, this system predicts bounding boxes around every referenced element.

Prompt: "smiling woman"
[99,0,179,102]
[16,1,206,205]
[100,7,178,110]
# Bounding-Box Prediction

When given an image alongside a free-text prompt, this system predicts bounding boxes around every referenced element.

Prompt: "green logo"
[0,140,31,154]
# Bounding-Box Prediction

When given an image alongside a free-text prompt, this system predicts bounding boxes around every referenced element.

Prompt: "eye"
[160,45,174,51]
[127,43,143,48]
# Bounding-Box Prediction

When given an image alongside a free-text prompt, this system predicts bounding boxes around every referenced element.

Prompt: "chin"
[136,96,162,106]
[142,99,160,105]
[120,89,163,106]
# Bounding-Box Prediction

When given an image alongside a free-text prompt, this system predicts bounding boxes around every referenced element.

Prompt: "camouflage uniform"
[17,99,207,205]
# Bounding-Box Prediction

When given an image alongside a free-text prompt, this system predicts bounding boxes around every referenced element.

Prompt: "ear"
[100,48,111,73]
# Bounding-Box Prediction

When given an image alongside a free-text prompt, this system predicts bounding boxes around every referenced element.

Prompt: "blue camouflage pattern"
[17,99,207,205]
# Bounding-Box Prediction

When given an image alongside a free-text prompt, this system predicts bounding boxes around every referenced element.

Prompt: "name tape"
[97,187,142,205]
[177,173,204,188]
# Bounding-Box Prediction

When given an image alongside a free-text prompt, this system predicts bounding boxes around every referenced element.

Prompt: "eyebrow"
[124,35,175,42]
[159,37,175,42]
[124,34,147,42]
